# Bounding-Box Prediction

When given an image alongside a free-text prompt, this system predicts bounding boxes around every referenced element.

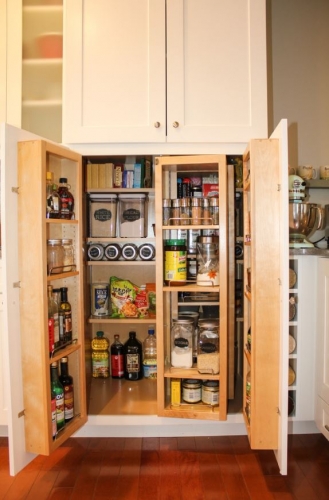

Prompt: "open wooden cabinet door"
[0,123,39,475]
[242,119,289,475]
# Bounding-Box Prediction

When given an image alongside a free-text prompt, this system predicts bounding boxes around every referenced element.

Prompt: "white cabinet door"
[315,257,329,440]
[0,123,39,475]
[63,0,166,144]
[63,0,267,145]
[166,0,267,143]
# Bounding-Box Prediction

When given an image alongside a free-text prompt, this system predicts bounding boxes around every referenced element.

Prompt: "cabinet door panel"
[63,0,166,143]
[166,0,267,143]
[317,258,329,405]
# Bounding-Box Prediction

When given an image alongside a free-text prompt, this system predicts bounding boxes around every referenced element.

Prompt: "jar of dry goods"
[197,319,220,374]
[62,238,74,272]
[171,318,194,368]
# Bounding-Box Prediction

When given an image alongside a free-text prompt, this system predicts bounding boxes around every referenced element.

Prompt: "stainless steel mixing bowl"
[289,202,323,242]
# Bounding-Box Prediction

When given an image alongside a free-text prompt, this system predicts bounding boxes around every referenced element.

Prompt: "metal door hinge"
[18,409,25,418]
[276,407,281,415]
[13,281,21,288]
[11,187,19,194]
[277,184,281,191]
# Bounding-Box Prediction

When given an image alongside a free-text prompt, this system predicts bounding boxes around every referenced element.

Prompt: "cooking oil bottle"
[91,331,109,378]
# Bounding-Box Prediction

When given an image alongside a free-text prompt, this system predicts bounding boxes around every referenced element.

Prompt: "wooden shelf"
[163,284,220,293]
[87,260,155,266]
[164,366,220,380]
[88,317,156,324]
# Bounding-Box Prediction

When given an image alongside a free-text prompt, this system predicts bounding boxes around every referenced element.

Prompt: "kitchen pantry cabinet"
[242,120,289,474]
[63,0,267,146]
[1,120,291,476]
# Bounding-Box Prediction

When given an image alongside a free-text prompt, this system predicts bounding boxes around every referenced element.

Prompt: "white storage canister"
[118,194,146,237]
[89,194,117,237]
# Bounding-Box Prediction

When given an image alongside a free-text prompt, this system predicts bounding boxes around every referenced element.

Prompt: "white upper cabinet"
[63,0,267,145]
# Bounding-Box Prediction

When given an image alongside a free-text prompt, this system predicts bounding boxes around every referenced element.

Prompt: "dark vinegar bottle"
[124,331,143,381]
[59,357,74,422]
[111,334,124,379]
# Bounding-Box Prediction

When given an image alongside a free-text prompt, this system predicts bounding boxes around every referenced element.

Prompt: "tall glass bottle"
[51,388,57,440]
[124,331,143,381]
[110,334,124,379]
[143,326,157,379]
[46,171,61,219]
[48,285,60,351]
[91,331,109,378]
[50,361,65,432]
[59,357,74,422]
[58,177,74,220]
[59,287,72,344]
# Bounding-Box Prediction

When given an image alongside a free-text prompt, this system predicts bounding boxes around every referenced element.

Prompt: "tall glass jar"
[196,236,219,286]
[197,319,220,374]
[62,239,74,272]
[47,239,64,275]
[171,318,194,368]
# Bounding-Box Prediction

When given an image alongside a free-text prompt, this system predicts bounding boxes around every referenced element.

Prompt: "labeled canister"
[104,243,122,261]
[139,243,156,261]
[88,243,105,261]
[89,194,117,237]
[91,283,109,316]
[164,239,187,286]
[122,243,138,260]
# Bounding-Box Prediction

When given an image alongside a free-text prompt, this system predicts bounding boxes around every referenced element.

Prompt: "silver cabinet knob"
[173,121,179,128]
[154,122,160,128]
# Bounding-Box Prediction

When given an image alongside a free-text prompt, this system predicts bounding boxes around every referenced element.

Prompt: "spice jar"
[47,239,64,274]
[62,238,74,272]
[202,198,211,225]
[196,236,219,286]
[171,318,194,368]
[191,198,202,225]
[104,243,122,261]
[209,198,219,225]
[182,379,201,403]
[87,243,105,261]
[122,243,138,261]
[138,243,156,261]
[197,319,220,374]
[171,199,180,226]
[162,198,171,226]
[180,198,191,225]
[164,239,187,286]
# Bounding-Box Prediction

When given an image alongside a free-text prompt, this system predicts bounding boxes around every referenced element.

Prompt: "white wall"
[268,0,329,170]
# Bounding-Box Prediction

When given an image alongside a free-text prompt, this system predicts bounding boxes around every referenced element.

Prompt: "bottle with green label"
[50,361,65,432]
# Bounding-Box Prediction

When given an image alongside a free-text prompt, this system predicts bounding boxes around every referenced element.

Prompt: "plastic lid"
[96,331,104,337]
[46,171,53,180]
[148,327,155,335]
[165,239,186,246]
[59,177,67,183]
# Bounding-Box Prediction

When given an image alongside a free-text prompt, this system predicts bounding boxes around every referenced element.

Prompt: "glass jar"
[62,238,74,272]
[87,243,105,261]
[196,236,219,286]
[180,198,191,225]
[47,239,64,275]
[171,318,194,368]
[197,319,220,374]
[209,197,219,225]
[162,198,172,225]
[171,199,180,226]
[202,380,219,406]
[182,379,201,403]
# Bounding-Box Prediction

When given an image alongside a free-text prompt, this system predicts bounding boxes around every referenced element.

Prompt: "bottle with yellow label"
[91,331,109,378]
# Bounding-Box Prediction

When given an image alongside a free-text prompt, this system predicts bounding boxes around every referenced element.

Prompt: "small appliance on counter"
[289,175,324,248]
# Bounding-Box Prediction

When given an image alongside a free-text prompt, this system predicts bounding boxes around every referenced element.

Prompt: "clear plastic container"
[171,318,194,368]
[89,194,117,237]
[118,194,146,237]
[197,319,220,374]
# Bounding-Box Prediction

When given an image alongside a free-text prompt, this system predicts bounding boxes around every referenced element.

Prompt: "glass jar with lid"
[196,236,219,286]
[170,318,194,368]
[62,238,74,272]
[47,239,64,275]
[197,319,220,374]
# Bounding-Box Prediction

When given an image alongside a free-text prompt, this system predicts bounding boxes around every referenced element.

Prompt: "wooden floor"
[0,434,328,499]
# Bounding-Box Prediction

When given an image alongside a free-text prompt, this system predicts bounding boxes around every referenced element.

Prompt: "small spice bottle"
[202,198,211,225]
[171,199,181,226]
[209,198,219,225]
[191,198,202,225]
[121,243,138,261]
[104,243,122,261]
[180,198,191,225]
[87,243,105,261]
[138,243,156,261]
[162,198,172,226]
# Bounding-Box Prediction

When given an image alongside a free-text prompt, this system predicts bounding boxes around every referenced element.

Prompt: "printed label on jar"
[182,386,201,403]
[123,208,141,222]
[94,208,112,222]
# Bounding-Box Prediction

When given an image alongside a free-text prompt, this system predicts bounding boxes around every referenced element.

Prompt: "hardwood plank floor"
[0,434,328,499]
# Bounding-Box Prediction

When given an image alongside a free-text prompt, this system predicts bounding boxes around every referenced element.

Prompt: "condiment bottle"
[50,361,65,432]
[143,326,157,379]
[46,171,61,219]
[91,331,110,378]
[124,331,143,380]
[110,335,124,379]
[58,177,74,220]
[59,357,74,422]
[59,287,72,345]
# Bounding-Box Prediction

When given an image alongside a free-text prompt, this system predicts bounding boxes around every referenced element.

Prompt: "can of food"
[202,380,219,406]
[91,283,109,316]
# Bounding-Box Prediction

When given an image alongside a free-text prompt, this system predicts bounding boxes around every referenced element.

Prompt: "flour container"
[89,194,117,237]
[118,194,146,237]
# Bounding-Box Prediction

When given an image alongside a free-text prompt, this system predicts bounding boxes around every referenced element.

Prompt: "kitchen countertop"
[289,247,329,256]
